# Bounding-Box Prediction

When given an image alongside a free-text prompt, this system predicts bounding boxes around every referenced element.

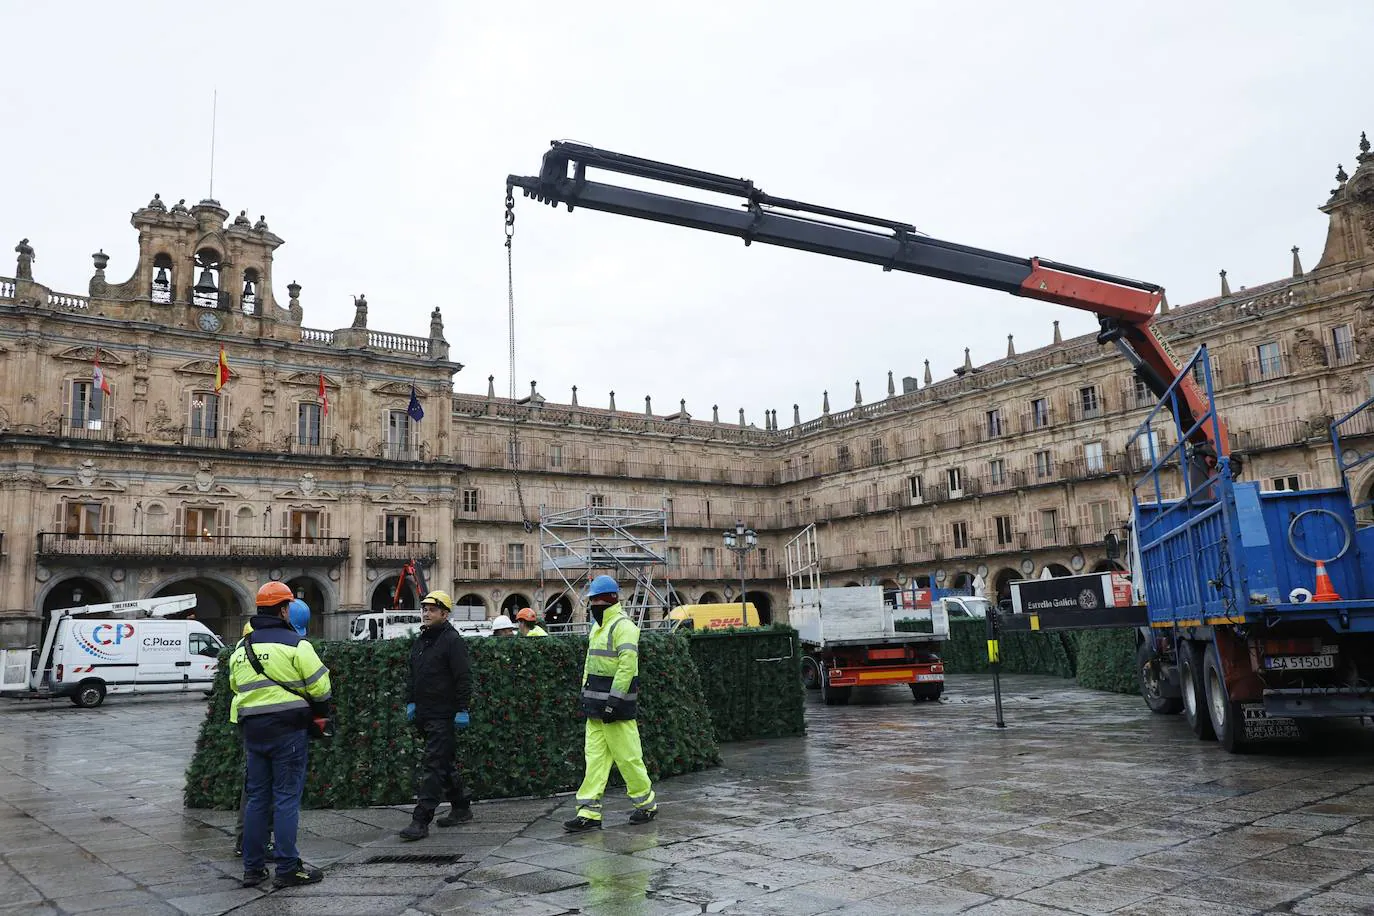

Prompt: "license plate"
[1263,654,1335,671]
[915,673,944,682]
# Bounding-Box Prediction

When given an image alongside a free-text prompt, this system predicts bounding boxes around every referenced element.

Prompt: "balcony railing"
[365,540,438,565]
[1328,340,1360,368]
[1240,355,1289,385]
[35,533,350,564]
[60,415,115,441]
[457,560,537,581]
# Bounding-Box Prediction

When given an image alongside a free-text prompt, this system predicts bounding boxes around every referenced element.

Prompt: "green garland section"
[185,632,721,810]
[687,626,806,742]
[896,618,1140,694]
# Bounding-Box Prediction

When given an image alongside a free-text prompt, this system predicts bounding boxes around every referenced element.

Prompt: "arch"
[149,574,249,641]
[152,252,174,303]
[544,592,574,624]
[453,593,487,621]
[952,571,975,589]
[500,593,533,616]
[287,576,328,638]
[665,585,685,610]
[1092,559,1127,573]
[744,590,773,625]
[880,578,900,608]
[241,267,261,316]
[697,591,722,605]
[913,574,932,588]
[40,576,113,625]
[1045,563,1073,578]
[992,567,1022,603]
[843,580,862,588]
[372,576,417,612]
[192,247,223,308]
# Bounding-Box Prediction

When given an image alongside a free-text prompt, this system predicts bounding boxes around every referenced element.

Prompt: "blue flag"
[407,386,424,422]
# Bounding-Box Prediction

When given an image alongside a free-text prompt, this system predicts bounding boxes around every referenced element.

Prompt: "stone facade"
[4,137,1374,645]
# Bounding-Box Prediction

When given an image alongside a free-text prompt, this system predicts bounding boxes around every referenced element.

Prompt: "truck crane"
[507,142,1374,752]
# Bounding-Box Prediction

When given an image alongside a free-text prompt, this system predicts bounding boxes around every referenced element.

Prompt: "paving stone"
[1016,875,1155,914]
[1174,874,1309,910]
[1290,891,1374,916]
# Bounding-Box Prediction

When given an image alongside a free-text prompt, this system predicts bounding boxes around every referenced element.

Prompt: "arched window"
[192,248,222,309]
[241,267,260,315]
[152,253,174,303]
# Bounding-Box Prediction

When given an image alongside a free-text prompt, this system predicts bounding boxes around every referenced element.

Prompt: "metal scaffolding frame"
[539,499,671,626]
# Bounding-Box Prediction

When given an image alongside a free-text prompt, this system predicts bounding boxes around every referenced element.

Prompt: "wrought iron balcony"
[36,533,350,565]
[364,540,438,566]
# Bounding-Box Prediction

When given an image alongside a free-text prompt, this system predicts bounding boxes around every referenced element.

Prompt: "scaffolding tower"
[539,499,671,626]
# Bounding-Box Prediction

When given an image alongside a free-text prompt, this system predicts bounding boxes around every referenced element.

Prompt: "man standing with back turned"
[231,583,331,889]
[400,589,473,840]
[564,575,658,832]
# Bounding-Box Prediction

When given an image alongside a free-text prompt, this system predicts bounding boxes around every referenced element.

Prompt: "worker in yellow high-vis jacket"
[563,576,658,831]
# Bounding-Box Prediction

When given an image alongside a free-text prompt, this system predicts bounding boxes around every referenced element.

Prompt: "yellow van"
[667,603,761,631]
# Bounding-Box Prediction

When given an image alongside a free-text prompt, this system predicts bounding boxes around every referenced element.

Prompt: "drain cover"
[363,853,462,865]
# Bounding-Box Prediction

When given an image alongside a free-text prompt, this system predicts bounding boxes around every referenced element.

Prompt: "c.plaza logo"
[75,623,134,660]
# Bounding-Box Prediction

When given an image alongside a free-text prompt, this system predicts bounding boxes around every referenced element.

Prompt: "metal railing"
[364,540,438,564]
[35,533,350,564]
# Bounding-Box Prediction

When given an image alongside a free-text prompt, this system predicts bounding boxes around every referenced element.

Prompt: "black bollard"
[987,611,1006,729]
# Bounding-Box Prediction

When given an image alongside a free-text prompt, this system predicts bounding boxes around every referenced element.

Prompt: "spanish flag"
[215,347,232,392]
[318,372,329,416]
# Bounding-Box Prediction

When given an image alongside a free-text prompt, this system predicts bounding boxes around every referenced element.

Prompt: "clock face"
[198,311,222,333]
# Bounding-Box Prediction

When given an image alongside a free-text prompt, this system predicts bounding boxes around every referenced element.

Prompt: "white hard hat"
[490,615,516,630]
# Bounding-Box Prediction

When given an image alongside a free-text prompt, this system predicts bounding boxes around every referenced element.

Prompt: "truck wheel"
[1137,642,1183,715]
[71,680,106,709]
[821,679,851,706]
[1203,644,1246,753]
[1179,642,1215,740]
[910,683,943,702]
[801,657,822,691]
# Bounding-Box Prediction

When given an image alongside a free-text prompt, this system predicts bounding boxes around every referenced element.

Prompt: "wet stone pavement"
[2,675,1374,916]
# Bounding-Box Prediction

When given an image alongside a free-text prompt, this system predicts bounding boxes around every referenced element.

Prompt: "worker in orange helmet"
[515,607,547,637]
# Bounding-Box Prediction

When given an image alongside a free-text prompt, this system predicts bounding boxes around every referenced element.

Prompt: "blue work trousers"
[242,729,309,875]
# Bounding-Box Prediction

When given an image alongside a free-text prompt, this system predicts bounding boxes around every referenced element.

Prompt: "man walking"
[564,576,658,832]
[400,589,473,840]
[230,584,331,889]
[515,607,547,637]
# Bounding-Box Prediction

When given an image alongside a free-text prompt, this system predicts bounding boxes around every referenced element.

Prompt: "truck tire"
[1137,642,1183,715]
[801,657,822,691]
[910,683,943,702]
[1179,641,1215,740]
[1203,643,1247,754]
[821,678,850,706]
[71,680,106,709]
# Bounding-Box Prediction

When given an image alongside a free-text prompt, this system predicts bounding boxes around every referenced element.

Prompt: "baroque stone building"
[3,136,1374,644]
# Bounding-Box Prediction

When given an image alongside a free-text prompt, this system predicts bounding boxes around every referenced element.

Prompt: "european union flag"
[407,386,424,422]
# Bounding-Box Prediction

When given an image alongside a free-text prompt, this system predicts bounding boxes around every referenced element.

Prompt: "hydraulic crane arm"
[507,141,1227,454]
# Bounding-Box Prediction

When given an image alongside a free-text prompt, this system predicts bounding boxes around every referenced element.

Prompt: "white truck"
[0,595,224,708]
[349,611,494,641]
[786,526,950,705]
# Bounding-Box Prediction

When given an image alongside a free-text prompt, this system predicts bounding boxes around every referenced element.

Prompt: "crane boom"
[507,141,1227,453]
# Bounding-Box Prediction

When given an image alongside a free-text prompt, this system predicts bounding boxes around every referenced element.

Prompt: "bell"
[194,267,218,296]
[154,266,170,287]
[243,278,256,298]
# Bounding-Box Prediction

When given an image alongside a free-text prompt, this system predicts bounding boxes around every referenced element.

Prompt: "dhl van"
[666,603,761,631]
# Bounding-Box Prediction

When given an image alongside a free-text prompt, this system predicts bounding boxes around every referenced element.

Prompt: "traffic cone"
[1312,560,1341,602]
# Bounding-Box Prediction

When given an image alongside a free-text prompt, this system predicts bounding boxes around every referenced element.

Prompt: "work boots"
[398,819,429,841]
[562,815,602,833]
[628,807,659,825]
[436,805,473,827]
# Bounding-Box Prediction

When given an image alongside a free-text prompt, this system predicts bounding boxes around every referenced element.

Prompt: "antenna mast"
[208,89,218,200]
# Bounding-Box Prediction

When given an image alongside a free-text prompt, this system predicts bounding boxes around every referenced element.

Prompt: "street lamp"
[722,520,758,626]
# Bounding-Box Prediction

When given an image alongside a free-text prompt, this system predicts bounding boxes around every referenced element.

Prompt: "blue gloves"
[454,710,470,729]
[404,702,415,723]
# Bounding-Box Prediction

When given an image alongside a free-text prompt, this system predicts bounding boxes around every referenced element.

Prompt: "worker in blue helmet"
[564,575,658,831]
[287,599,311,637]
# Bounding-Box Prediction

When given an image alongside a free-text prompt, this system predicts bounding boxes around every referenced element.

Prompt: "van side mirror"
[1104,532,1120,559]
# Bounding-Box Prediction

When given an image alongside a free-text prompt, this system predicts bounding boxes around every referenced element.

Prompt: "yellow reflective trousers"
[574,718,656,821]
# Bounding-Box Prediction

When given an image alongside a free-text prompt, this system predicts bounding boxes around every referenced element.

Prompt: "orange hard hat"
[515,607,537,623]
[256,581,294,608]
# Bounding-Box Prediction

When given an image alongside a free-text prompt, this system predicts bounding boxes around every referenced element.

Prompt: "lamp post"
[722,520,758,626]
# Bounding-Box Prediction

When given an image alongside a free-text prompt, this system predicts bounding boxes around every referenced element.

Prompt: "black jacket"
[406,623,471,716]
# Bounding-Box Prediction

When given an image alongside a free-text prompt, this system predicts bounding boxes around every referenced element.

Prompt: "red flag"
[92,349,112,396]
[215,347,232,392]
[318,373,329,416]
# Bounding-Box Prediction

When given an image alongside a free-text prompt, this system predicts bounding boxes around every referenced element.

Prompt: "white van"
[0,595,224,708]
[349,611,493,641]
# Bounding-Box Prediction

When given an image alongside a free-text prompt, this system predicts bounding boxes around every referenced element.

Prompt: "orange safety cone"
[1312,560,1341,602]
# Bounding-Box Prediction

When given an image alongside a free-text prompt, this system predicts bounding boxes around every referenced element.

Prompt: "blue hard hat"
[288,598,311,636]
[586,575,619,599]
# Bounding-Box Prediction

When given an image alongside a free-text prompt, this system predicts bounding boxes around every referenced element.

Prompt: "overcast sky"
[3,2,1370,425]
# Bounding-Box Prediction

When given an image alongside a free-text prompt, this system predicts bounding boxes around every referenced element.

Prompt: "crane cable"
[505,188,534,533]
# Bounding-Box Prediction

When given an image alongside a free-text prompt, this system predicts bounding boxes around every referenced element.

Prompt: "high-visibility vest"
[524,625,548,637]
[229,617,332,726]
[580,604,640,720]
